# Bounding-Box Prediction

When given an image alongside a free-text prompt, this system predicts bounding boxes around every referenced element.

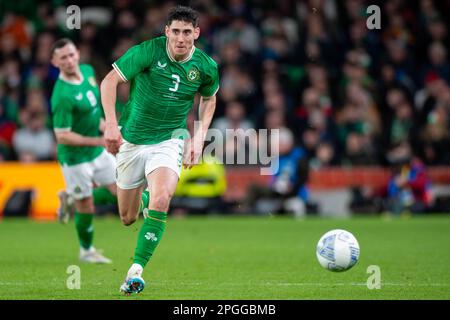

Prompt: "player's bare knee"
[118,206,136,226]
[120,214,136,226]
[75,197,95,213]
[150,192,172,212]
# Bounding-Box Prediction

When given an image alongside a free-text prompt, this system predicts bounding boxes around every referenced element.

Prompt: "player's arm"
[99,118,106,133]
[52,95,104,147]
[54,130,105,147]
[183,94,217,169]
[57,117,105,144]
[100,41,153,154]
[100,69,125,154]
[197,95,216,141]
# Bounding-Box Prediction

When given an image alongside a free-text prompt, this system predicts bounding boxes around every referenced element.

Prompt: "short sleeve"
[199,60,220,98]
[112,40,154,82]
[51,94,73,132]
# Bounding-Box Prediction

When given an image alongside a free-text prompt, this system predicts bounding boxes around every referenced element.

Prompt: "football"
[316,229,360,272]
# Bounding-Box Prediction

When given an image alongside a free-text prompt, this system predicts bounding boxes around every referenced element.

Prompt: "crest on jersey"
[187,67,200,82]
[88,76,97,87]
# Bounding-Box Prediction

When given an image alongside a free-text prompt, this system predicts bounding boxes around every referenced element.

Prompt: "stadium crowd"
[1,0,449,167]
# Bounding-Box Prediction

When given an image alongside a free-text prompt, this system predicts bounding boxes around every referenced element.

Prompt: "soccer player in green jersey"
[100,6,219,294]
[51,39,117,264]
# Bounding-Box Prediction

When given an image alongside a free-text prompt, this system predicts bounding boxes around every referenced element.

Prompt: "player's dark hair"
[51,38,75,56]
[166,6,199,28]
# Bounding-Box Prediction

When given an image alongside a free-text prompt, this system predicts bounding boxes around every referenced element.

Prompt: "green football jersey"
[51,64,103,165]
[113,36,219,145]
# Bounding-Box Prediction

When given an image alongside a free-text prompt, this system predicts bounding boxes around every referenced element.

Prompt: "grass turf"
[0,214,449,300]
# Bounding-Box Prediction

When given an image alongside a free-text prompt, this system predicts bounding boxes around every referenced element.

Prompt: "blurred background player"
[101,6,219,294]
[50,38,116,264]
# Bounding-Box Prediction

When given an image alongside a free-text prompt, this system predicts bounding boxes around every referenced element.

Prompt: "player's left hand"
[183,135,203,169]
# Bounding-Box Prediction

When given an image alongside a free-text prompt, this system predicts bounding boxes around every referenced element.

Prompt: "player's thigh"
[147,166,179,201]
[92,150,116,188]
[115,139,148,190]
[61,162,94,201]
[144,138,183,182]
[145,139,183,203]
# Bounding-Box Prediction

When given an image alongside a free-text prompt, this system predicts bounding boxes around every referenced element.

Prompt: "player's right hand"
[104,123,122,155]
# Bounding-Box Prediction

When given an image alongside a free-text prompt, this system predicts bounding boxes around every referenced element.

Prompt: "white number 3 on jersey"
[169,74,180,92]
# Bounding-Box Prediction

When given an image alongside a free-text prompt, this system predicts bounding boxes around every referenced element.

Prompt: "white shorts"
[116,138,184,189]
[61,150,116,200]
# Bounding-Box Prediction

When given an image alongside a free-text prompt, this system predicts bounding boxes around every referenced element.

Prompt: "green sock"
[138,190,150,213]
[93,187,117,206]
[74,212,94,249]
[133,210,166,268]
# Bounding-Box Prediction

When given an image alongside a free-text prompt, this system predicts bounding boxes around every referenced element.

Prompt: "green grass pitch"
[0,215,449,300]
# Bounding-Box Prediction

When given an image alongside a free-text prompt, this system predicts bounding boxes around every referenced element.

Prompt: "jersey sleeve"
[199,59,220,97]
[112,40,154,82]
[51,93,73,132]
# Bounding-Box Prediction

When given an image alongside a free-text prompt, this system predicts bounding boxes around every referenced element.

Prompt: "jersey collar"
[59,70,84,85]
[166,38,195,64]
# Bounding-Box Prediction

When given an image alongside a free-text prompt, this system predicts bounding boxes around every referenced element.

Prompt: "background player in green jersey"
[100,6,219,294]
[51,39,117,264]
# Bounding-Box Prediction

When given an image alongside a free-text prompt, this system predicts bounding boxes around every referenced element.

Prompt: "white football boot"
[79,247,112,264]
[120,263,145,295]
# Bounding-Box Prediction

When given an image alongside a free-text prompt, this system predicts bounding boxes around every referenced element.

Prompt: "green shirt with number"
[51,64,103,165]
[112,36,219,145]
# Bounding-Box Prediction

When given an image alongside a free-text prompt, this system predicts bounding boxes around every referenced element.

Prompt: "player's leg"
[120,139,183,294]
[57,189,75,224]
[115,140,153,226]
[95,148,151,223]
[121,167,178,294]
[117,186,144,225]
[92,150,119,209]
[58,186,117,223]
[59,151,118,223]
[62,162,112,264]
[73,196,95,256]
[134,167,178,264]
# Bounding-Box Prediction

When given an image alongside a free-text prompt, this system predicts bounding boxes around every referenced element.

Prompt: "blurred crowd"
[1,0,450,167]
